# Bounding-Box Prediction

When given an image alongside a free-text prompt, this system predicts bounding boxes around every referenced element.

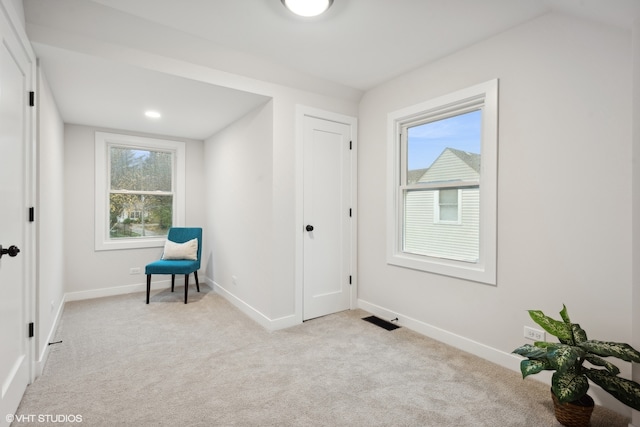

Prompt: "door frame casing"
[1,0,36,373]
[0,0,37,422]
[295,105,357,324]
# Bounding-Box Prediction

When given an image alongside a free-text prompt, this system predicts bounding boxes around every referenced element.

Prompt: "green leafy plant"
[513,305,640,410]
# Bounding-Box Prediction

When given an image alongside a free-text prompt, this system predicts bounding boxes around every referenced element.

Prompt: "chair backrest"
[167,227,202,269]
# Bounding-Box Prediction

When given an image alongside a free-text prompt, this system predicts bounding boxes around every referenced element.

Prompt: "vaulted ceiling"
[23,0,640,140]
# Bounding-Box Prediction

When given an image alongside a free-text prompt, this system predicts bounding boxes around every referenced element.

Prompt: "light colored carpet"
[14,287,630,426]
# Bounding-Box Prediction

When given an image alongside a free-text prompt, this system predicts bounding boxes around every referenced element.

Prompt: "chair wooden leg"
[194,271,200,292]
[171,274,175,292]
[184,274,189,304]
[146,274,151,304]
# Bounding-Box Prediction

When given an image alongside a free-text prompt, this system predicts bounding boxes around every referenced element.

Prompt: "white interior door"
[303,116,352,321]
[0,6,31,424]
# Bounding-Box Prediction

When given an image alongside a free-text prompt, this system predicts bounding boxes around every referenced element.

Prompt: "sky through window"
[407,109,481,171]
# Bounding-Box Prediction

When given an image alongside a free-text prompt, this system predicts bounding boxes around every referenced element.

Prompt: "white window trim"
[386,79,498,285]
[95,132,186,251]
[434,189,462,225]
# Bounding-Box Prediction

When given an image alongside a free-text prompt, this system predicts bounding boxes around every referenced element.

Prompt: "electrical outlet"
[129,267,141,275]
[232,275,238,286]
[524,326,545,341]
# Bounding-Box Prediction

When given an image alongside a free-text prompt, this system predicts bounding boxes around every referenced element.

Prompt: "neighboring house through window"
[387,79,498,284]
[95,132,186,251]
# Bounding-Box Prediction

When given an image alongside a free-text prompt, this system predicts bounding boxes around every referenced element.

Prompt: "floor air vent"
[362,316,400,331]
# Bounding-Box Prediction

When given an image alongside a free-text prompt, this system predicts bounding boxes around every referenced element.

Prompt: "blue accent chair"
[145,227,202,304]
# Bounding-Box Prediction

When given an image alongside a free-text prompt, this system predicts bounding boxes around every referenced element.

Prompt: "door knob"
[0,245,20,259]
[305,225,314,232]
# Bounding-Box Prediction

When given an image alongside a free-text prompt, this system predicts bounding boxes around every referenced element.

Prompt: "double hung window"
[387,80,498,284]
[95,132,185,251]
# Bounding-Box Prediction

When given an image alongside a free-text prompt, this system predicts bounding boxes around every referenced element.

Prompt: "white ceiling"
[33,43,270,140]
[23,0,640,140]
[91,0,640,89]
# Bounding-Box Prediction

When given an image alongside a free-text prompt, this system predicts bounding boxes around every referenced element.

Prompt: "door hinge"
[29,91,35,107]
[29,207,35,222]
[28,322,34,338]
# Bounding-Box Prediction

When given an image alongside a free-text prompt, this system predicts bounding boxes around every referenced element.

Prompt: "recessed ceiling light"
[145,110,161,119]
[281,0,333,17]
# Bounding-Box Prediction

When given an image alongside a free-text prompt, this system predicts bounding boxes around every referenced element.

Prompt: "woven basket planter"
[551,389,594,427]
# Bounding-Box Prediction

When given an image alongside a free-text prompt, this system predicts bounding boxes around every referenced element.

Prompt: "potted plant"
[512,305,640,427]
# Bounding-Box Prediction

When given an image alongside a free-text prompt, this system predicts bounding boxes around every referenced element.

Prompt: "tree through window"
[109,147,174,239]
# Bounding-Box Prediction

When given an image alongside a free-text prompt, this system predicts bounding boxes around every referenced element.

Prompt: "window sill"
[387,251,495,285]
[95,237,166,252]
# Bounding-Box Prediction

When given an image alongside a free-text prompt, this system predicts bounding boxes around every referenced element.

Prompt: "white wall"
[60,90,357,326]
[204,101,274,319]
[63,124,206,299]
[205,94,359,329]
[20,0,640,418]
[632,15,640,427]
[7,0,24,26]
[358,12,633,414]
[35,65,64,373]
[20,0,361,326]
[56,89,357,328]
[267,94,358,325]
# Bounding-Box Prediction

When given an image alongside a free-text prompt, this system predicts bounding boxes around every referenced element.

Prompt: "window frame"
[95,132,186,251]
[386,79,498,285]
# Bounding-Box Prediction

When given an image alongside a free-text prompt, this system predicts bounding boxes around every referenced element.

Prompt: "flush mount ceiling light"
[281,0,333,17]
[144,110,161,119]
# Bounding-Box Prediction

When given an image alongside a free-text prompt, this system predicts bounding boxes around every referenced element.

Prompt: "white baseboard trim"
[64,274,204,302]
[208,278,300,331]
[65,282,148,302]
[357,298,520,371]
[357,298,633,419]
[34,294,67,378]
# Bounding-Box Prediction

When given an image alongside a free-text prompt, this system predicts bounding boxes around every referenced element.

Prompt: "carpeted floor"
[13,287,630,426]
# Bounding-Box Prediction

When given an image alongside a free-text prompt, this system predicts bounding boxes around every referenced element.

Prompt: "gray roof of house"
[447,148,481,173]
[407,168,429,184]
[406,147,480,184]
